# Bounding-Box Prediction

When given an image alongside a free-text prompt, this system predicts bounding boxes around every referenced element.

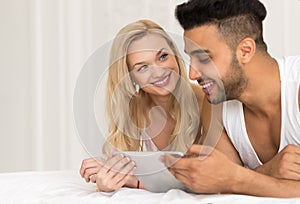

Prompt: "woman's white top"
[139,128,159,151]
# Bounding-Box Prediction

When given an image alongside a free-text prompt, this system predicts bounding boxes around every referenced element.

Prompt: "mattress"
[0,170,298,204]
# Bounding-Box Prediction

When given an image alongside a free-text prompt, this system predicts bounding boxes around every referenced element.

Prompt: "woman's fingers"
[96,155,136,192]
[114,166,137,189]
[80,157,104,180]
[110,160,136,183]
[100,155,133,179]
[83,166,102,182]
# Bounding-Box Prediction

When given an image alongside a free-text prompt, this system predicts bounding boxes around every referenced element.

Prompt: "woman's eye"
[159,53,168,61]
[137,65,148,72]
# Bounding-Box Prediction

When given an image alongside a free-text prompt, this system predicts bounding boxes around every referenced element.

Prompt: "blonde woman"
[80,19,204,192]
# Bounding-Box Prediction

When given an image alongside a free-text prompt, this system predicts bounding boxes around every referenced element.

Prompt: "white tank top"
[139,128,158,151]
[223,56,300,169]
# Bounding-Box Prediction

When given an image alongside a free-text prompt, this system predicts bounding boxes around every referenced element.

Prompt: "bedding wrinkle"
[0,170,299,204]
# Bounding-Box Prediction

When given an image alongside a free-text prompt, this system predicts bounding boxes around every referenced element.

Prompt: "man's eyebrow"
[184,49,209,56]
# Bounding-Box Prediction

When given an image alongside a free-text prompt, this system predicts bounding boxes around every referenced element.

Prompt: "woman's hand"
[80,153,137,192]
[80,156,104,183]
[95,154,137,192]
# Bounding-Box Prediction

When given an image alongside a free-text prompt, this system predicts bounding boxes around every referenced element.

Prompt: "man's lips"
[199,81,214,94]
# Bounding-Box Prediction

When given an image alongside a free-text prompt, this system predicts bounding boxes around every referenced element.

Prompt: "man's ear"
[236,38,256,64]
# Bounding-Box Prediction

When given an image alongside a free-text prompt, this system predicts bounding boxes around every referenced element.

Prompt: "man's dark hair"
[175,0,267,51]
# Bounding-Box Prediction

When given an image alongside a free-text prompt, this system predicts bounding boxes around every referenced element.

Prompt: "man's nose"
[189,65,202,80]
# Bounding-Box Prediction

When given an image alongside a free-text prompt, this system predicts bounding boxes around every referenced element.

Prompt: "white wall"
[262,0,300,56]
[0,0,299,172]
[0,0,33,171]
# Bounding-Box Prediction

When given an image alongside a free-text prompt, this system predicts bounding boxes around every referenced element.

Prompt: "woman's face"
[127,34,180,96]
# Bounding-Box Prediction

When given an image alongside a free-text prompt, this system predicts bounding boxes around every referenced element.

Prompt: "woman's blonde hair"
[103,19,200,153]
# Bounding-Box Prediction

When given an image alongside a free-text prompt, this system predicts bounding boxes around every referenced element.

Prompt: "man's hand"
[161,144,240,194]
[255,144,300,180]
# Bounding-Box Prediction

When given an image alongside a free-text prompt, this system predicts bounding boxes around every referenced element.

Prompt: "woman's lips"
[152,74,171,87]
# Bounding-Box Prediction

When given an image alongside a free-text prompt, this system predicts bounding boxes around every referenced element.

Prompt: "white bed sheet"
[0,170,299,204]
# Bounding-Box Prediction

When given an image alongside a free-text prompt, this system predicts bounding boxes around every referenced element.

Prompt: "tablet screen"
[113,151,187,192]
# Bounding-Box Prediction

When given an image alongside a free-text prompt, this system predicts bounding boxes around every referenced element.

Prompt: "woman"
[80,19,204,192]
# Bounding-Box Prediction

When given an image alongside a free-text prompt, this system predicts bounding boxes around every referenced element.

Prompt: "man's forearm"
[232,165,300,198]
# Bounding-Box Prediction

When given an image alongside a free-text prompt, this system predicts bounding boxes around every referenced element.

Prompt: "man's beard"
[208,55,248,104]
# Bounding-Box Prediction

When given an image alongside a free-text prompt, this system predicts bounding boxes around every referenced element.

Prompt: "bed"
[0,170,299,204]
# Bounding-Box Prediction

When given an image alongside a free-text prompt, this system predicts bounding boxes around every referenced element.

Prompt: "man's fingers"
[288,162,300,178]
[168,167,191,186]
[161,153,195,169]
[162,154,197,172]
[160,153,181,168]
[186,144,214,159]
[285,170,300,180]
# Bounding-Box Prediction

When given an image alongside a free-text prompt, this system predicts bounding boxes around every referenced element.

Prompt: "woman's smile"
[152,73,171,87]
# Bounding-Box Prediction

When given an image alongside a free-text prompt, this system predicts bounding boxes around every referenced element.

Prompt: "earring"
[133,82,140,94]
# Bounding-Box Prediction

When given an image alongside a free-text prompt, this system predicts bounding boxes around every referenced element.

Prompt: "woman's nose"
[150,65,165,78]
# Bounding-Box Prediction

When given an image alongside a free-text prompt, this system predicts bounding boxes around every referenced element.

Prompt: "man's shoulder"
[276,55,300,81]
[222,100,242,120]
[223,100,241,108]
[285,55,300,64]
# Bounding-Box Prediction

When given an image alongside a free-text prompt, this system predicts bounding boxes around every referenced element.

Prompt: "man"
[163,0,300,197]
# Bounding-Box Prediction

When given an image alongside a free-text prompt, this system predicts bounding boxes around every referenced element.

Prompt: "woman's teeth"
[153,75,169,85]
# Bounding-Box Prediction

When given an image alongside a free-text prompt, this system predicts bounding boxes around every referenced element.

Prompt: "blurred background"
[0,0,299,172]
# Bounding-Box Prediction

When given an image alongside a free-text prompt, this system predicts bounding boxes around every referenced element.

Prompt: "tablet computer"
[113,151,188,193]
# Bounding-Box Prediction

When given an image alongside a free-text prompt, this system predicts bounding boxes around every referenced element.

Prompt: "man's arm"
[201,96,300,179]
[200,98,242,165]
[254,86,300,180]
[163,99,300,197]
[214,133,300,197]
[298,84,300,111]
[164,144,300,197]
[254,144,300,180]
[213,129,242,165]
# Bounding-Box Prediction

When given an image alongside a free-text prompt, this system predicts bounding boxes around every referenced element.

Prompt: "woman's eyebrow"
[132,61,146,68]
[132,48,167,68]
[156,48,166,56]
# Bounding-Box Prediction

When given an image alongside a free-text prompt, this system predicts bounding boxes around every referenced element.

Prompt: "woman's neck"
[145,94,175,151]
[148,94,170,111]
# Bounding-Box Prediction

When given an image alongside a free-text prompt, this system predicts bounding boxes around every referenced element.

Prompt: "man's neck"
[238,55,281,118]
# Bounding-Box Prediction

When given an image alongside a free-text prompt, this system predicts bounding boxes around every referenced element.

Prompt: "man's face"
[184,25,247,104]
